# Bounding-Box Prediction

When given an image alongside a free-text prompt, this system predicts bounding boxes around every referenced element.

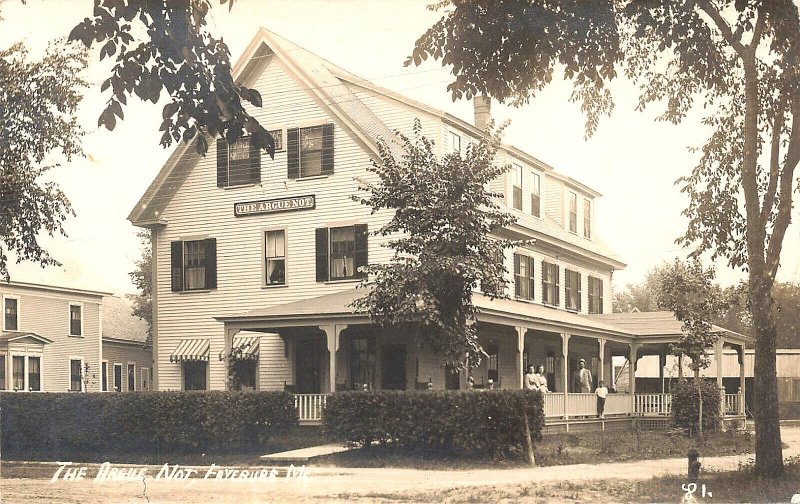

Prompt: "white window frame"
[69,356,85,392]
[512,163,523,211]
[263,227,288,287]
[141,366,151,391]
[9,352,43,392]
[113,362,123,392]
[68,302,84,337]
[127,362,136,392]
[268,127,285,152]
[567,191,578,234]
[449,131,462,154]
[182,360,209,391]
[102,359,109,392]
[583,197,592,239]
[3,295,20,331]
[531,171,542,219]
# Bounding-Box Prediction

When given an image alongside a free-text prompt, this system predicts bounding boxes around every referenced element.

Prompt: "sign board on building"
[234,195,316,217]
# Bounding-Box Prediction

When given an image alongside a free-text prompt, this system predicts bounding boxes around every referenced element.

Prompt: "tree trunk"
[751,296,784,477]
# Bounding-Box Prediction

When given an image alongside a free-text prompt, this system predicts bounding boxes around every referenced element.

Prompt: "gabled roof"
[0,331,52,344]
[128,28,621,266]
[102,295,149,345]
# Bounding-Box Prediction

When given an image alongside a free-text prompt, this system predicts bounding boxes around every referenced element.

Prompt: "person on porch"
[596,380,609,418]
[573,358,593,393]
[534,364,549,392]
[524,365,537,390]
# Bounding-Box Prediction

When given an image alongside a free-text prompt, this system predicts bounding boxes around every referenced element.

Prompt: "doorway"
[381,344,407,390]
[295,339,322,393]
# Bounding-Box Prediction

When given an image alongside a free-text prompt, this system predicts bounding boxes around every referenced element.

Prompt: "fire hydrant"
[687,449,701,483]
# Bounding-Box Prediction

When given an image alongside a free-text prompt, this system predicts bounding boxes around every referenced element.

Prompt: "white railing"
[543,393,564,418]
[634,393,671,416]
[724,393,739,416]
[294,394,328,422]
[565,393,596,417]
[605,394,631,416]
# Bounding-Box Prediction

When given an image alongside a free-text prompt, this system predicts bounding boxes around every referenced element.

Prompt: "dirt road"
[1,426,798,503]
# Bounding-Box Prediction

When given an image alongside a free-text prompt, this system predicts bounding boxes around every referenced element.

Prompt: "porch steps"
[260,443,352,464]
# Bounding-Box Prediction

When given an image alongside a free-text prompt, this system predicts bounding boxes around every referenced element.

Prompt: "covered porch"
[215,289,750,426]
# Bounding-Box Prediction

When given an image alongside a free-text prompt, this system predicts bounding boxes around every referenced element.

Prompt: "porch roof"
[215,288,632,339]
[0,331,52,344]
[586,312,752,345]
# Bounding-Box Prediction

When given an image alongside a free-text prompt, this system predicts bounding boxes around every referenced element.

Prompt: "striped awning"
[170,338,210,363]
[231,335,260,360]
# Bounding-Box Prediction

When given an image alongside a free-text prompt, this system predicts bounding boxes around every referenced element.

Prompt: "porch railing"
[634,393,672,416]
[294,394,327,422]
[543,393,564,418]
[724,393,739,416]
[604,394,631,416]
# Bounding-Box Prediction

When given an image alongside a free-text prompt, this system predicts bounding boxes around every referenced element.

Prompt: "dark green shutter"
[513,254,521,297]
[576,272,582,311]
[287,128,300,179]
[315,228,329,282]
[528,257,536,301]
[598,279,604,313]
[321,123,334,174]
[204,238,217,289]
[554,265,560,306]
[216,139,228,187]
[354,224,368,278]
[248,135,261,183]
[171,241,184,291]
[541,260,547,304]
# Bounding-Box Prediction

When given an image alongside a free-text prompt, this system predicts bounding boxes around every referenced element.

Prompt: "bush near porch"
[323,389,544,459]
[0,391,297,459]
[671,380,722,433]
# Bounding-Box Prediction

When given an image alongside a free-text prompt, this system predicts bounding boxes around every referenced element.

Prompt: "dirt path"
[1,426,798,503]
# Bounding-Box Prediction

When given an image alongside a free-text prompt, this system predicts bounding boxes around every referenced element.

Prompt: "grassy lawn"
[314,428,754,469]
[3,425,327,468]
[383,456,800,503]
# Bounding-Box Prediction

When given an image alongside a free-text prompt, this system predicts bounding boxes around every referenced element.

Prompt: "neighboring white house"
[129,29,749,424]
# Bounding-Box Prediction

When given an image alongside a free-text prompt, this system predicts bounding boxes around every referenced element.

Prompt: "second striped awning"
[170,338,210,363]
[231,335,260,360]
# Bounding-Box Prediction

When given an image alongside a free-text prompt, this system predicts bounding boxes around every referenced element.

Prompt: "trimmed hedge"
[0,391,297,458]
[323,390,544,459]
[671,379,722,433]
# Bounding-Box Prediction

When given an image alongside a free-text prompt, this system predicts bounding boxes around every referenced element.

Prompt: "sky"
[1,0,798,295]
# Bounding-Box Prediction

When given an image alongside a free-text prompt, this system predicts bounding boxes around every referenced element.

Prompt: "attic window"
[287,124,334,178]
[217,137,261,187]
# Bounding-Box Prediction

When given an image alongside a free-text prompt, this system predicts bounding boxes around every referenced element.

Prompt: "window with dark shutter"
[316,225,367,282]
[288,124,335,179]
[514,254,534,301]
[514,254,521,298]
[542,261,559,307]
[171,239,217,291]
[528,257,536,300]
[315,228,329,282]
[216,137,260,187]
[565,269,581,311]
[588,276,604,314]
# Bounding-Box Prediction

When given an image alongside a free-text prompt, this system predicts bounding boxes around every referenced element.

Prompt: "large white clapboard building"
[129,29,749,426]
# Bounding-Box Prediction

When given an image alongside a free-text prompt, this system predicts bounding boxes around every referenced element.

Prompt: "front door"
[295,339,321,393]
[381,344,407,390]
[445,363,460,390]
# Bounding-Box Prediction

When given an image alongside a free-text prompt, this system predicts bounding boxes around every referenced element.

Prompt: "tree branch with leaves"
[352,119,516,368]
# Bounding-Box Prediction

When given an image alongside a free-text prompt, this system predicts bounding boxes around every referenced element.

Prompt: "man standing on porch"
[573,358,593,393]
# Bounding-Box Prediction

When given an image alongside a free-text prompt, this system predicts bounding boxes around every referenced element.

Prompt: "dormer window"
[568,192,578,233]
[512,164,523,211]
[531,172,541,218]
[583,198,592,239]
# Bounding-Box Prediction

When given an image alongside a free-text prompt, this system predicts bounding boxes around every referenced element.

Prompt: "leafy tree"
[68,0,275,158]
[613,266,664,313]
[352,120,515,367]
[410,0,799,477]
[127,229,152,344]
[0,40,86,280]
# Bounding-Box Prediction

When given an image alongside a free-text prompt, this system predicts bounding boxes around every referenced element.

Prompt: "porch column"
[516,327,526,389]
[321,324,348,393]
[223,327,241,390]
[678,353,684,379]
[562,333,570,418]
[737,346,746,415]
[629,342,639,415]
[659,353,667,393]
[714,339,724,417]
[598,338,606,383]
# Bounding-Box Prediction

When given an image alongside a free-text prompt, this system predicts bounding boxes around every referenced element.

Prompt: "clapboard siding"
[259,333,292,390]
[155,56,396,390]
[0,285,103,392]
[102,342,152,391]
